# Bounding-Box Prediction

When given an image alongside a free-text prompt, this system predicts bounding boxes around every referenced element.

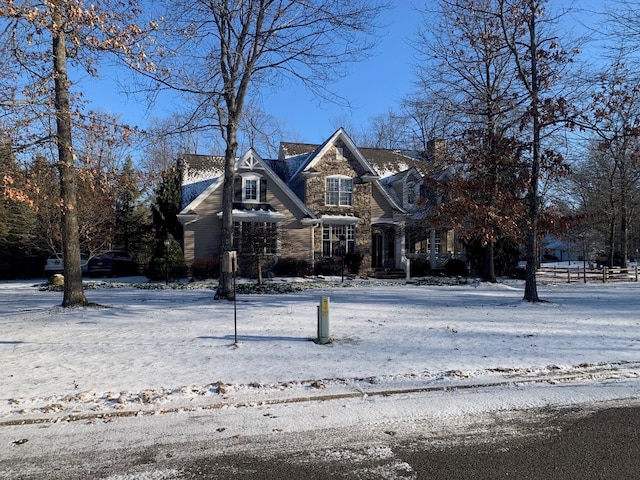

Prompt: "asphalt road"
[2,402,639,479]
[172,404,640,479]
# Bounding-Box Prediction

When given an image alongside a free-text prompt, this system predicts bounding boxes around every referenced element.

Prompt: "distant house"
[177,128,464,277]
[541,235,583,263]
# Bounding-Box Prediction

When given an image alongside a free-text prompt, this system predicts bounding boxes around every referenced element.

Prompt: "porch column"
[310,224,317,270]
[430,229,437,270]
[396,221,406,270]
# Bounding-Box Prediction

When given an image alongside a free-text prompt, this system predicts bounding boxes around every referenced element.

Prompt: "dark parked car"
[87,251,140,277]
[44,253,89,276]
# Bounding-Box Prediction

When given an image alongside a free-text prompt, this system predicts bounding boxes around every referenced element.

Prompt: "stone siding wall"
[304,145,373,272]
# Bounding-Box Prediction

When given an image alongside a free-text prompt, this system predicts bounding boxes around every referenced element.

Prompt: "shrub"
[146,241,189,281]
[345,252,363,274]
[191,256,220,280]
[272,257,312,277]
[444,258,468,277]
[409,257,431,277]
[315,257,343,276]
[512,266,527,280]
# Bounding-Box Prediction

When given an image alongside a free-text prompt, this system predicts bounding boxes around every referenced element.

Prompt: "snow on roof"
[180,154,225,185]
[216,208,287,221]
[278,139,445,181]
[181,179,217,210]
[319,214,360,224]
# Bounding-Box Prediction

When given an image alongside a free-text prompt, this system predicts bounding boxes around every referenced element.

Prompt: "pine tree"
[148,166,187,280]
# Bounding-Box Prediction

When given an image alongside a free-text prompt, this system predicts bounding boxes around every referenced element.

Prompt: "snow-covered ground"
[2,275,640,479]
[1,275,639,429]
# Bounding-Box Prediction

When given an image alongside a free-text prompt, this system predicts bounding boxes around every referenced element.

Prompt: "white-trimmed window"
[326,175,353,206]
[322,224,355,257]
[427,231,441,254]
[406,182,418,206]
[242,173,260,202]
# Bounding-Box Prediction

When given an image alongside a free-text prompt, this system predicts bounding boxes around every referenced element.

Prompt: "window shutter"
[260,178,267,202]
[234,177,242,202]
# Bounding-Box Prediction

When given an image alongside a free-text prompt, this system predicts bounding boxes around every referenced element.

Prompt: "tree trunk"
[619,161,628,268]
[256,253,264,285]
[523,0,540,302]
[481,242,497,283]
[215,111,239,300]
[607,185,616,268]
[52,2,88,307]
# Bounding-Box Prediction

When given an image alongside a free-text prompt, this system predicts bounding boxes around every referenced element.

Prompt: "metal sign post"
[222,251,238,345]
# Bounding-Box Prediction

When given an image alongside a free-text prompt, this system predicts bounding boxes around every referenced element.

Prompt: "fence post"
[635,265,638,282]
[602,267,607,283]
[567,268,571,283]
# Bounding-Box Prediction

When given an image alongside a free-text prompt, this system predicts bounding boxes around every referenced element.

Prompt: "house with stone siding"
[177,128,463,277]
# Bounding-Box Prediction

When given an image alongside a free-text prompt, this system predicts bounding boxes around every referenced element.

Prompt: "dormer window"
[244,177,258,201]
[326,175,353,206]
[406,182,417,206]
[234,173,267,203]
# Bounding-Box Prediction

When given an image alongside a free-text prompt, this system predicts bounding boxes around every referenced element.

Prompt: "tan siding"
[185,187,224,266]
[280,224,312,261]
[239,166,313,262]
[183,229,195,265]
[370,184,395,219]
[185,169,314,268]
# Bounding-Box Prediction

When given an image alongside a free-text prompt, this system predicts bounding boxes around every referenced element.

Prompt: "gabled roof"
[236,149,316,219]
[288,128,378,181]
[180,154,225,184]
[278,130,448,181]
[363,148,432,178]
[372,180,406,215]
[379,167,423,209]
[380,167,423,187]
[279,142,317,158]
[179,154,226,209]
[179,149,316,220]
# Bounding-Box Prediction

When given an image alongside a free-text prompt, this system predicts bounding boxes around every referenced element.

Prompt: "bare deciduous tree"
[147,0,390,299]
[573,54,640,267]
[498,0,576,301]
[0,0,155,306]
[413,0,526,283]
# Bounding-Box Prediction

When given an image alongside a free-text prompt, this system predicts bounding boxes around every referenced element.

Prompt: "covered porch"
[371,221,407,278]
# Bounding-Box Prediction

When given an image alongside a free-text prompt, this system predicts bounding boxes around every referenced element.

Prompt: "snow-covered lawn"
[1,277,639,425]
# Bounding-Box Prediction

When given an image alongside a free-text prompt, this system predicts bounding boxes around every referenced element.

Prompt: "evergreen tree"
[114,157,153,261]
[147,166,187,280]
[153,166,183,244]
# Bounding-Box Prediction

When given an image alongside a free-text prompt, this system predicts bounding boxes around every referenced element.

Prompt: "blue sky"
[82,1,606,150]
[82,2,420,147]
[260,2,420,144]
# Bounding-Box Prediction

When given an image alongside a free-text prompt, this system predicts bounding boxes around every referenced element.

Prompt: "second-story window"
[234,174,266,203]
[326,175,353,206]
[244,178,258,201]
[406,182,416,206]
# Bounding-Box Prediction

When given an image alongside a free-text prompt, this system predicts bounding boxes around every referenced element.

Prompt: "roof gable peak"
[235,148,265,171]
[292,128,378,179]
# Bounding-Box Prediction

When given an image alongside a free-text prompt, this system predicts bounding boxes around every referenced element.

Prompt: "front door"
[372,231,383,268]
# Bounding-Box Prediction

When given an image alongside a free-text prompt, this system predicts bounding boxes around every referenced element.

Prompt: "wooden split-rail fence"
[537,265,639,283]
